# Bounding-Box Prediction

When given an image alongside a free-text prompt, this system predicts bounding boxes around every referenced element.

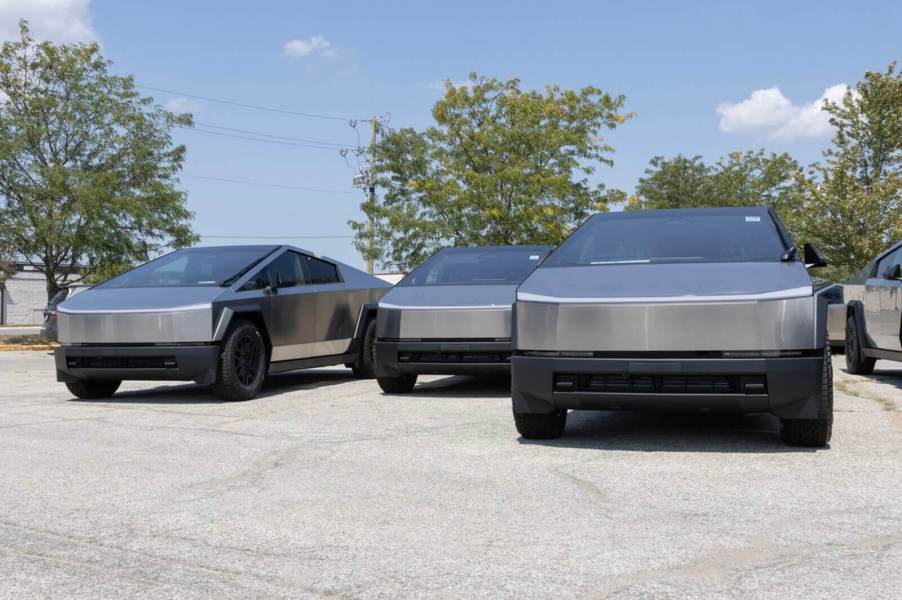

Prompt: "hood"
[518,261,812,303]
[58,286,228,313]
[380,284,517,309]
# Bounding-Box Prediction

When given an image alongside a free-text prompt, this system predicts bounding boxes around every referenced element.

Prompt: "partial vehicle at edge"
[511,207,834,447]
[55,245,390,401]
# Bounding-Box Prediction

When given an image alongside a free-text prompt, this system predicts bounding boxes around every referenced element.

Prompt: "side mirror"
[803,243,828,268]
[885,264,902,281]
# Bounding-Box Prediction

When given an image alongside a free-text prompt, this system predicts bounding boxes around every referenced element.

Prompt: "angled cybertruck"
[834,240,902,373]
[511,207,835,447]
[55,245,390,401]
[374,245,552,393]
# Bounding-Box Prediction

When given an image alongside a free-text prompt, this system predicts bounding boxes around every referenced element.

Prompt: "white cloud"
[283,35,336,59]
[717,84,852,140]
[163,97,202,115]
[0,0,97,43]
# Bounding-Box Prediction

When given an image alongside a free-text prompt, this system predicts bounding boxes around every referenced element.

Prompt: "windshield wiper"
[780,246,797,262]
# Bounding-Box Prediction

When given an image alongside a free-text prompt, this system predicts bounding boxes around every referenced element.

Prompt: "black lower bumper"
[375,340,512,377]
[511,354,826,420]
[55,345,221,385]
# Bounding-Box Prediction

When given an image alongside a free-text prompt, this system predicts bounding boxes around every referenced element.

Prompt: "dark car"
[55,245,390,401]
[40,285,91,341]
[374,245,552,393]
[511,207,834,447]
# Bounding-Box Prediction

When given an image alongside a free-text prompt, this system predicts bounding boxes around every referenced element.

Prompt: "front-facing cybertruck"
[374,245,552,393]
[55,245,390,401]
[511,207,834,447]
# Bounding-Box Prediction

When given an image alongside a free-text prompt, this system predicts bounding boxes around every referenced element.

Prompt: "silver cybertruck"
[836,240,902,373]
[55,245,390,401]
[511,207,834,447]
[374,245,552,393]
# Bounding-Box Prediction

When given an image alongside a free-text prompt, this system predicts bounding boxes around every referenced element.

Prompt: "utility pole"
[366,116,377,274]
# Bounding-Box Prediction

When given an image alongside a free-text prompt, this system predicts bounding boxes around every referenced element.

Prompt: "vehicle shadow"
[519,411,821,453]
[69,369,356,404]
[868,366,902,392]
[404,375,512,399]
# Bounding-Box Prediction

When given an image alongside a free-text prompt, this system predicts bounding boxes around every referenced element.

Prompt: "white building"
[0,262,84,325]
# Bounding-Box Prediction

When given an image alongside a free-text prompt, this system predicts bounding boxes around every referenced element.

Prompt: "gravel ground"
[1,351,900,599]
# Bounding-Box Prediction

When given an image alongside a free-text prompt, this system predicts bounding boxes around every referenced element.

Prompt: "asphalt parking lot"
[1,351,900,599]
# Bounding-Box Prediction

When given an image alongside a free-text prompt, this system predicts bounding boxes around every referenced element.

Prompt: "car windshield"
[98,246,276,288]
[399,247,549,286]
[544,211,789,267]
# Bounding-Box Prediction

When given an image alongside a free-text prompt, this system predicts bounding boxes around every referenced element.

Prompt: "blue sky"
[4,0,901,268]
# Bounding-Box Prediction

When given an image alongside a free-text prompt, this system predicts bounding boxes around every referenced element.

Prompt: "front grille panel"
[554,373,766,395]
[66,356,178,370]
[398,352,510,364]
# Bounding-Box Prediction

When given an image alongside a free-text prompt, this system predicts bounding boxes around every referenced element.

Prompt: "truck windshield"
[544,211,789,267]
[399,246,550,286]
[98,246,277,288]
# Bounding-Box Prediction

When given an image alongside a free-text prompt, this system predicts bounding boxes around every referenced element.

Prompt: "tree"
[0,21,197,299]
[795,62,902,281]
[351,73,631,271]
[630,150,803,224]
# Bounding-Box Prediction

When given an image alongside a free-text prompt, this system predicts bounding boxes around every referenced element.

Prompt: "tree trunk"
[46,273,61,302]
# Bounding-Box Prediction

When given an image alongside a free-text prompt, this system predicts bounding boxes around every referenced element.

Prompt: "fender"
[846,300,876,350]
[347,303,379,356]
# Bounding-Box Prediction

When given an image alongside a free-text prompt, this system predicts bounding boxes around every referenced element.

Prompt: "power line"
[192,121,350,148]
[199,234,354,239]
[138,84,366,122]
[181,174,359,195]
[179,126,352,151]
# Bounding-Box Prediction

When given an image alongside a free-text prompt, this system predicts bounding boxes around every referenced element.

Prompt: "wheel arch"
[846,300,874,350]
[217,306,273,361]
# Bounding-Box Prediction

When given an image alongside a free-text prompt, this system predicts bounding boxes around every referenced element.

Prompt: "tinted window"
[545,212,788,267]
[99,246,275,288]
[399,247,549,286]
[267,251,305,288]
[876,248,902,278]
[305,256,341,284]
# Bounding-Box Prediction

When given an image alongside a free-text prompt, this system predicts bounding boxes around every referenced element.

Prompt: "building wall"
[1,269,49,325]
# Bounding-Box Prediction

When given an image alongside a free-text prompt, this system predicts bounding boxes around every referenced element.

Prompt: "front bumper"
[55,345,221,384]
[375,340,512,377]
[511,354,825,419]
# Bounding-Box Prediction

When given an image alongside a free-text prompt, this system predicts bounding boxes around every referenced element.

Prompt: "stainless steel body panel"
[516,261,818,352]
[843,241,902,353]
[826,303,847,344]
[377,284,517,340]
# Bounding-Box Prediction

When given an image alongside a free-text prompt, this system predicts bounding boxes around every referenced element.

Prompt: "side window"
[877,248,902,278]
[268,251,305,288]
[305,256,341,284]
[239,267,269,292]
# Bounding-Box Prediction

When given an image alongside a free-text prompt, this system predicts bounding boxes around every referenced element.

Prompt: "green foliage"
[0,21,197,298]
[795,62,902,281]
[631,150,803,223]
[350,73,631,271]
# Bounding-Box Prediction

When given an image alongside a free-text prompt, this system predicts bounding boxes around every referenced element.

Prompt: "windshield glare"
[400,247,549,286]
[98,246,275,288]
[545,212,789,267]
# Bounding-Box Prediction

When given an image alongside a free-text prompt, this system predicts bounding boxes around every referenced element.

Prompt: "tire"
[213,321,267,401]
[845,314,876,375]
[513,409,567,440]
[377,374,418,394]
[780,347,833,447]
[65,379,121,399]
[351,319,377,379]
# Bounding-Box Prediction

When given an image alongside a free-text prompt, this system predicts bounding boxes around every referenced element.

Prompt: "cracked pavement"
[1,351,900,598]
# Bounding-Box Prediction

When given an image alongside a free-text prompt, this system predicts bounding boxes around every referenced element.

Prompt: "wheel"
[377,374,418,394]
[65,379,121,399]
[213,320,267,401]
[780,347,833,447]
[845,315,876,375]
[351,319,377,379]
[513,409,567,439]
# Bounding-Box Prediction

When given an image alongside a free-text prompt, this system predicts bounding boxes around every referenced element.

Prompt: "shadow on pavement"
[403,374,511,399]
[520,411,821,453]
[868,367,902,392]
[69,368,356,404]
